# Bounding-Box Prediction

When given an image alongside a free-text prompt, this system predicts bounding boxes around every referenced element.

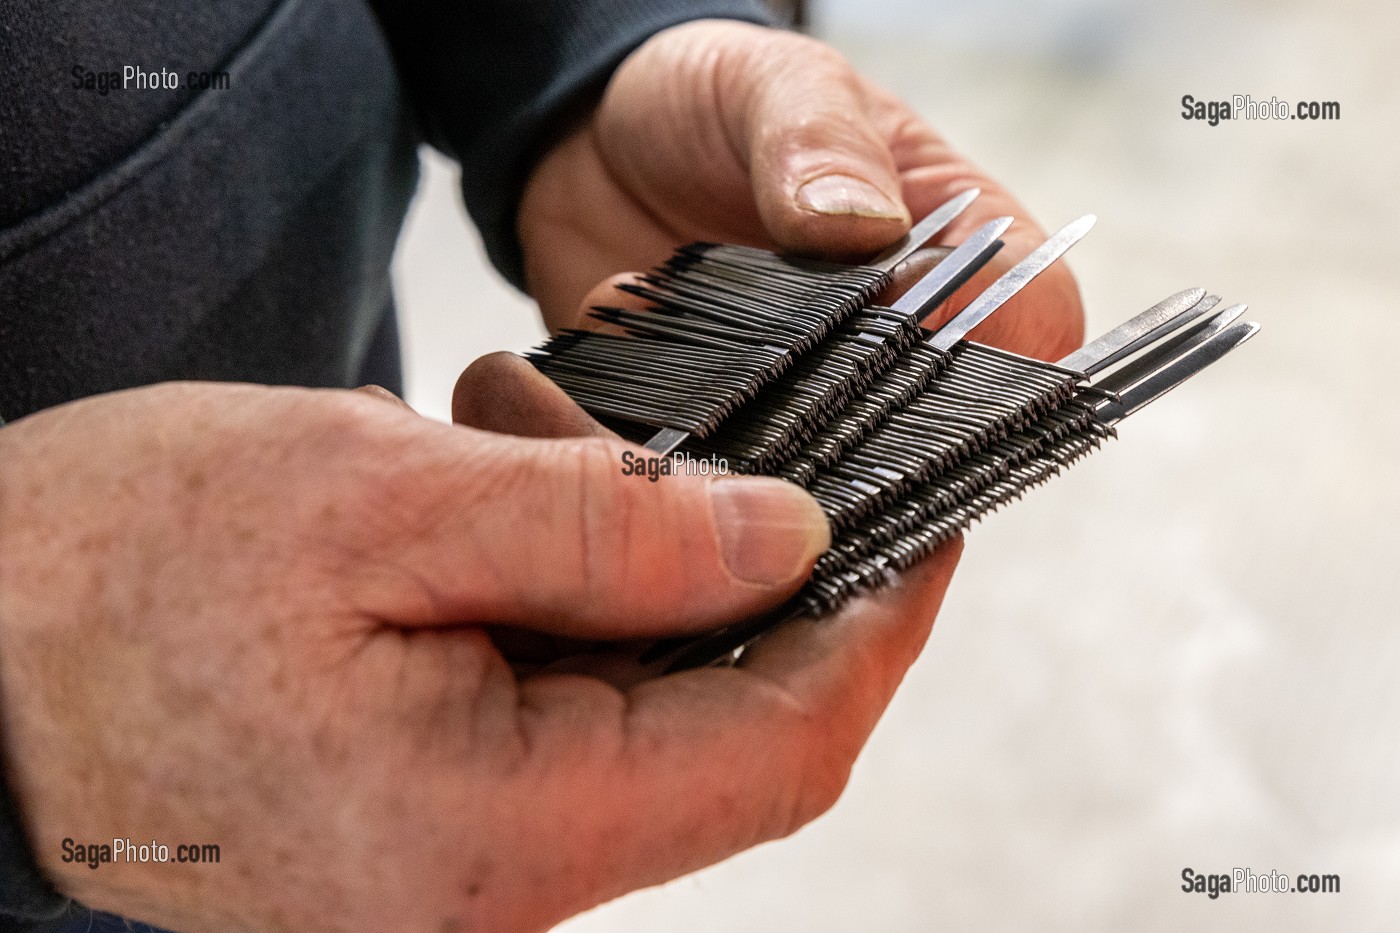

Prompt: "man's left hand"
[516,19,1084,363]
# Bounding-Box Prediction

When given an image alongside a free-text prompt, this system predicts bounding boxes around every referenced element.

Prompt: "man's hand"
[518,19,1084,362]
[0,381,957,932]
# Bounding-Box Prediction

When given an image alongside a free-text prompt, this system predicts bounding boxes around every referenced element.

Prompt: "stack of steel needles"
[525,191,1259,669]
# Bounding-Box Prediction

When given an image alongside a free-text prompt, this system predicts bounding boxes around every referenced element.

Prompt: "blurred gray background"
[390,0,1399,929]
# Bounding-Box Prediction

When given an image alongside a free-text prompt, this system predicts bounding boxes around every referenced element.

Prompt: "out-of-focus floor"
[391,0,1400,929]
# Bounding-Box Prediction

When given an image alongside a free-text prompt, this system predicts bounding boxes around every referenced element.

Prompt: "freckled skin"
[0,380,963,932]
[520,21,1082,363]
[0,20,1079,933]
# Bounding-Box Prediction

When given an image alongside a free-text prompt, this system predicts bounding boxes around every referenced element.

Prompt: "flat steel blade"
[1094,304,1247,396]
[1058,287,1209,374]
[644,426,690,456]
[871,188,981,272]
[928,214,1097,351]
[1095,320,1259,422]
[890,216,1013,322]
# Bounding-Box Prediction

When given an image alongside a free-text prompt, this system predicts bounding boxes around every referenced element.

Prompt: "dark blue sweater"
[0,0,769,926]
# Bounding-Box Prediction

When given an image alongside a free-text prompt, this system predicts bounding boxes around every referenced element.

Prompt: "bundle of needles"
[524,191,1259,670]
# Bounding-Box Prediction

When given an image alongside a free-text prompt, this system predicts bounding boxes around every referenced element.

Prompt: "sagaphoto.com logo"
[71,64,231,96]
[1181,93,1340,126]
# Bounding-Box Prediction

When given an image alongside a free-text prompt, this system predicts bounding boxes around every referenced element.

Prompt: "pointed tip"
[873,188,986,269]
[981,215,1015,238]
[1150,287,1209,317]
[951,186,981,207]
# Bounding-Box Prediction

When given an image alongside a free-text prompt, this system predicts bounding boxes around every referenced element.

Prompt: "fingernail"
[795,174,909,221]
[710,478,831,586]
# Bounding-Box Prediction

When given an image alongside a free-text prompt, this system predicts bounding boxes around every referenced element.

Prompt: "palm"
[516,116,767,333]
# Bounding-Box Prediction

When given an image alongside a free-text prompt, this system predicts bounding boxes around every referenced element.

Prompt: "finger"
[883,246,953,311]
[452,352,616,439]
[863,81,1085,361]
[519,119,695,331]
[354,384,414,411]
[513,540,962,900]
[734,540,962,752]
[736,33,912,257]
[356,424,830,638]
[887,245,1081,359]
[574,272,655,333]
[950,248,1084,363]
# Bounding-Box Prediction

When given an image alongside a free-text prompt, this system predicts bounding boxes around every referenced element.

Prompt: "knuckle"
[541,437,634,603]
[750,33,855,105]
[885,109,942,158]
[775,32,849,74]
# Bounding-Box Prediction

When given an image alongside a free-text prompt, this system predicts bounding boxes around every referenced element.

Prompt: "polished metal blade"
[1059,287,1210,374]
[1094,303,1247,396]
[928,214,1097,351]
[644,426,690,456]
[1088,293,1220,375]
[870,188,981,272]
[890,216,1013,322]
[1095,320,1259,423]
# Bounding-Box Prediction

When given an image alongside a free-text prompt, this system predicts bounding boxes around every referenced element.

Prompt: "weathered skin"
[0,18,1080,933]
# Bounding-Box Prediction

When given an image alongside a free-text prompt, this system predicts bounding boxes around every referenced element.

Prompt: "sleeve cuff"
[458,0,776,290]
[0,761,72,924]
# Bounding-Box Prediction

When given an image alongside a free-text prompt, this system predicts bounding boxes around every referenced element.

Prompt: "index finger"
[862,79,1086,361]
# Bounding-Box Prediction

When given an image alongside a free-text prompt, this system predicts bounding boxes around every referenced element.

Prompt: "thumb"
[736,33,911,255]
[364,428,830,640]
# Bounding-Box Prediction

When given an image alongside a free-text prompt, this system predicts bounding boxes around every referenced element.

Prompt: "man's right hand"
[0,381,958,932]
